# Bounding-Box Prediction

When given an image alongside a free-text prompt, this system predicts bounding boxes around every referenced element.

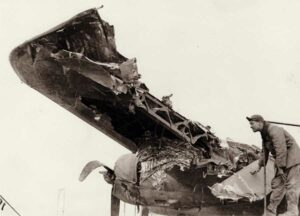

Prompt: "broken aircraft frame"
[10,8,284,216]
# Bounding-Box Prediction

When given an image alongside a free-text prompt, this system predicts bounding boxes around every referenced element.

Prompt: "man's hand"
[250,166,262,175]
[278,167,287,181]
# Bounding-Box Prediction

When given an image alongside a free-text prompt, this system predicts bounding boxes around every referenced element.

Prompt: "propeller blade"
[79,160,112,181]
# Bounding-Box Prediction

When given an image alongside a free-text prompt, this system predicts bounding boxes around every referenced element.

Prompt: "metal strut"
[267,121,300,128]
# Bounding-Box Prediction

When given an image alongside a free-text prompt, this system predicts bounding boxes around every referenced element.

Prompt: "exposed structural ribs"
[135,92,215,145]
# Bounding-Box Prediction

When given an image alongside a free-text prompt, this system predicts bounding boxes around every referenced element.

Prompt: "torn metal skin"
[10,8,273,216]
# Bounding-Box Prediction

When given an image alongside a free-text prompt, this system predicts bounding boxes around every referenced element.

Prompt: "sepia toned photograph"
[1,1,300,215]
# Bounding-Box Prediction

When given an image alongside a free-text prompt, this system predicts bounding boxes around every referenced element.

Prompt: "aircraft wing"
[10,8,216,152]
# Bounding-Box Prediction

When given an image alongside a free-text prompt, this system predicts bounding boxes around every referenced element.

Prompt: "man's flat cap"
[246,114,265,122]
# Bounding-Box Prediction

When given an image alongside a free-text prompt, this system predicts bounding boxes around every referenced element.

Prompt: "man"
[247,114,300,216]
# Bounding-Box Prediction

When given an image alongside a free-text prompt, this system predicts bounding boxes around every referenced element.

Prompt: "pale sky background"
[1,0,300,215]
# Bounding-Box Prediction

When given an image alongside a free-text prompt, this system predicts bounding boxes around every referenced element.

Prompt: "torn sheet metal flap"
[51,51,116,89]
[210,159,275,202]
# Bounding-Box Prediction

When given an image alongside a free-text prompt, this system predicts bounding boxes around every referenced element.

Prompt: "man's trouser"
[268,164,300,215]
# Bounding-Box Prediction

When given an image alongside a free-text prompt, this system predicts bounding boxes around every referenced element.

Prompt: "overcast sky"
[1,0,300,215]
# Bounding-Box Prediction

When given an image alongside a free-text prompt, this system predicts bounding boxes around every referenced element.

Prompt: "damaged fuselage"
[79,140,262,216]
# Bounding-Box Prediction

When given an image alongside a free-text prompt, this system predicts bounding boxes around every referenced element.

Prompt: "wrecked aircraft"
[10,8,283,215]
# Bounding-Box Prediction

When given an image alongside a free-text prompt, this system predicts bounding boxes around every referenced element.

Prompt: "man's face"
[249,120,263,132]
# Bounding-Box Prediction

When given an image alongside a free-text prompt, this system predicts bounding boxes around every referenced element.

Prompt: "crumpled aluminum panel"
[210,159,275,202]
